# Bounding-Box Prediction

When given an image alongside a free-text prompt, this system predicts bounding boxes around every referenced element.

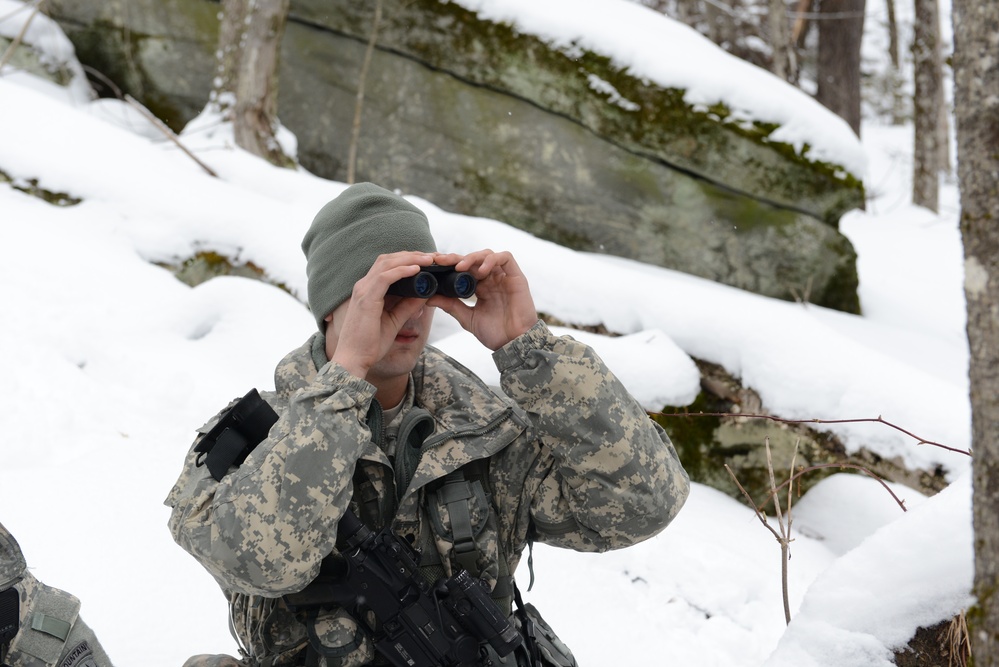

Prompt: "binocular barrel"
[388,266,477,299]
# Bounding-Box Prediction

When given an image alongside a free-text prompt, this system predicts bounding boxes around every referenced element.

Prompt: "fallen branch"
[124,95,218,178]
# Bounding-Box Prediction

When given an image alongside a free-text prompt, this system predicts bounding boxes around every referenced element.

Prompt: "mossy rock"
[47,0,863,312]
[0,35,78,86]
[652,360,949,508]
[0,169,81,207]
[159,251,290,294]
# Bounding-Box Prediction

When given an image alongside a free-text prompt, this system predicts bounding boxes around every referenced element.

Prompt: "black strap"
[513,584,541,667]
[0,587,18,648]
[439,472,480,575]
[195,389,279,481]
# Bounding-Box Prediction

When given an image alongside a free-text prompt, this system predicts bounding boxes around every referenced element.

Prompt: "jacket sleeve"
[164,362,377,597]
[493,321,690,552]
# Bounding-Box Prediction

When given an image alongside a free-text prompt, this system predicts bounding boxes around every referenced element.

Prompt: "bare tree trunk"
[815,0,866,136]
[347,0,383,185]
[953,0,999,661]
[936,84,951,175]
[791,0,814,49]
[934,11,951,173]
[886,0,899,68]
[912,0,943,211]
[674,0,694,24]
[885,0,906,123]
[705,0,740,51]
[214,0,293,168]
[768,0,796,82]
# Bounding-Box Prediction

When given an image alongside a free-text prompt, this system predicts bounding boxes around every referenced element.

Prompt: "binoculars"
[388,265,477,299]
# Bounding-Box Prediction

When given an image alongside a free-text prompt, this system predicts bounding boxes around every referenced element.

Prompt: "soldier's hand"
[326,251,435,378]
[428,250,538,351]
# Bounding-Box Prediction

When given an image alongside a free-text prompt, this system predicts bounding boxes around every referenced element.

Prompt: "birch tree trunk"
[912,0,943,211]
[214,0,293,168]
[953,0,999,659]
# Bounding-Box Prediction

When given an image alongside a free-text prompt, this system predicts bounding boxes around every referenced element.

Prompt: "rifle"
[284,509,523,667]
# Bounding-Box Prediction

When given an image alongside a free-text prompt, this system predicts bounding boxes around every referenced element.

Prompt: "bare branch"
[766,462,909,512]
[724,463,783,542]
[0,0,43,73]
[765,437,786,531]
[124,95,218,178]
[786,439,799,536]
[654,411,971,457]
[769,438,794,625]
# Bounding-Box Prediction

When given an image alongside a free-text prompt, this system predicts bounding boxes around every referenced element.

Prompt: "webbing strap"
[30,612,71,641]
[439,472,480,574]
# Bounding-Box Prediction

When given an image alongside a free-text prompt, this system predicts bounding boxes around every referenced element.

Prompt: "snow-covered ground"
[0,1,972,665]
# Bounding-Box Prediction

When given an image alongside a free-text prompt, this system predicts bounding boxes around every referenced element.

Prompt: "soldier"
[166,183,690,667]
[1,522,114,667]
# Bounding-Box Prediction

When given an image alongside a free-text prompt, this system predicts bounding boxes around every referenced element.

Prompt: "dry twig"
[656,410,970,457]
[725,437,798,625]
[766,462,909,512]
[124,95,218,178]
[726,437,911,627]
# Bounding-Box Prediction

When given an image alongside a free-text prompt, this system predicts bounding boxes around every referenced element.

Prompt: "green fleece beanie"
[302,183,437,332]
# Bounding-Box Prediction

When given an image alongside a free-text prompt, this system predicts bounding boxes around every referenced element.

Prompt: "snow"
[0,1,973,666]
[447,0,867,176]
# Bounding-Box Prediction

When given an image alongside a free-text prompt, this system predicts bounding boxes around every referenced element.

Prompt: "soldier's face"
[368,295,435,382]
[325,295,435,383]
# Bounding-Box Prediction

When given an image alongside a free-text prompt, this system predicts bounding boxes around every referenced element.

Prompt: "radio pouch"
[195,388,279,482]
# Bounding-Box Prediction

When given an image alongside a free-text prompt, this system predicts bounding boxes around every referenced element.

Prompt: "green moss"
[966,584,998,664]
[359,0,864,222]
[814,239,861,313]
[652,361,860,509]
[161,250,292,295]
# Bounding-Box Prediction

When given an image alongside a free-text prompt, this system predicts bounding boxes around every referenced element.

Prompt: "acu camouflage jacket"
[165,321,690,666]
[1,523,114,667]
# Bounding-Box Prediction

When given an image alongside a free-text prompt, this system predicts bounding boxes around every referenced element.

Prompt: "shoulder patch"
[59,640,97,667]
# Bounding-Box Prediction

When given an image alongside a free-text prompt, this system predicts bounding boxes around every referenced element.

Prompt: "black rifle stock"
[284,509,522,667]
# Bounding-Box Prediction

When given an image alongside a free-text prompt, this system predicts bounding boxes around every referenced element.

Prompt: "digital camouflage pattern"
[0,522,114,667]
[166,321,690,666]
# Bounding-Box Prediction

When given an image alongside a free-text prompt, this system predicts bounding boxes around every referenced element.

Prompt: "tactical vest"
[352,402,518,614]
[197,390,576,667]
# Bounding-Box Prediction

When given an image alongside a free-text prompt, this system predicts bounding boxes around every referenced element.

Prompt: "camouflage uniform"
[166,321,689,666]
[0,522,114,667]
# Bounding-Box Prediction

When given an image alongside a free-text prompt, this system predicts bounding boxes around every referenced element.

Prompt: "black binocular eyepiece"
[388,265,477,299]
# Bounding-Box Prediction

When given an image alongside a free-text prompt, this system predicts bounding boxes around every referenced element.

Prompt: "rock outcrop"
[47,0,865,312]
